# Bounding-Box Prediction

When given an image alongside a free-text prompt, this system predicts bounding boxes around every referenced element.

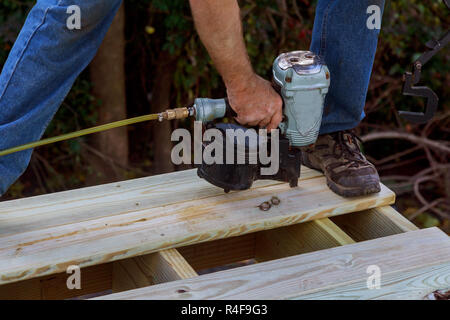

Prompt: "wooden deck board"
[0,169,394,285]
[296,263,450,300]
[0,168,322,238]
[95,228,450,300]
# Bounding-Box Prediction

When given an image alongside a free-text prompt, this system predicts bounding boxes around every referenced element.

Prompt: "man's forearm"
[190,0,282,129]
[189,0,253,90]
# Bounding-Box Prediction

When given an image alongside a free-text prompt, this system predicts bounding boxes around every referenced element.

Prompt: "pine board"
[0,168,394,285]
[95,228,450,300]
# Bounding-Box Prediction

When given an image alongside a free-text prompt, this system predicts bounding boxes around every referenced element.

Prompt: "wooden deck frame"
[97,228,450,300]
[0,206,428,300]
[0,168,447,300]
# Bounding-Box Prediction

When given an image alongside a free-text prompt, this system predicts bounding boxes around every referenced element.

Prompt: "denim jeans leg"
[310,0,385,134]
[0,0,123,195]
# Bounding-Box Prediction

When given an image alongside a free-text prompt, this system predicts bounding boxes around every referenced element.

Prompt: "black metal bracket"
[400,0,449,124]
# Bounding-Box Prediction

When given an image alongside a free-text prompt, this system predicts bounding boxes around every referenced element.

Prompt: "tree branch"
[361,131,450,154]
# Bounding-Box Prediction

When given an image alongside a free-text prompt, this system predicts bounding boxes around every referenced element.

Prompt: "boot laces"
[330,130,366,166]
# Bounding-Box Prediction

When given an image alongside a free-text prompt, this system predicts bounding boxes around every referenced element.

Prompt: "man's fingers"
[257,116,271,128]
[235,113,261,127]
[238,114,271,128]
[234,115,247,125]
[226,75,283,130]
[266,110,283,131]
[247,120,261,127]
[236,109,276,128]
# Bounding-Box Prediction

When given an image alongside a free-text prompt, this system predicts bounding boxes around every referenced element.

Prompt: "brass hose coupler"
[158,107,191,122]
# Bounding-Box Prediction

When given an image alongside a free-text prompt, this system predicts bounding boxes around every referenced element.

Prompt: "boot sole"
[326,177,381,198]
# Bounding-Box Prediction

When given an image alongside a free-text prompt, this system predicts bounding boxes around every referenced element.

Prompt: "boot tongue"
[333,131,364,161]
[343,132,359,152]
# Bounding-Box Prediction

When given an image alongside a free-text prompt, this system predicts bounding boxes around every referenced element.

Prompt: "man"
[0,0,384,197]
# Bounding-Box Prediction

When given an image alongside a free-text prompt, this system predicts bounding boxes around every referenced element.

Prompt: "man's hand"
[227,74,282,130]
[189,0,283,130]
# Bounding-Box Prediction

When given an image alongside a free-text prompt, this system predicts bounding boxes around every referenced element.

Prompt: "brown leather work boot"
[301,130,380,197]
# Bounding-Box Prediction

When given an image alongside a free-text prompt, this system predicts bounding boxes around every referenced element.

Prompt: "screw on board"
[258,197,281,211]
[270,196,281,205]
[258,201,271,211]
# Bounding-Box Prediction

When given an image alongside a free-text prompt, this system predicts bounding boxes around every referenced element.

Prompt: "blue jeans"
[0,0,384,195]
[312,0,385,134]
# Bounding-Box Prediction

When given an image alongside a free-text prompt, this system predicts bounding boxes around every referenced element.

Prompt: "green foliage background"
[0,0,448,230]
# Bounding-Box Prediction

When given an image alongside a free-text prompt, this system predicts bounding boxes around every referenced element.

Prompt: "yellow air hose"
[0,113,160,157]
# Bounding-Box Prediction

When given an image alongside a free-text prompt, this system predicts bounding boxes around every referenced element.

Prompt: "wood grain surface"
[96,228,450,300]
[0,168,394,285]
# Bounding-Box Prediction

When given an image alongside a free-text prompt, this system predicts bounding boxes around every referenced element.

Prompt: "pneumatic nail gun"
[161,51,330,192]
